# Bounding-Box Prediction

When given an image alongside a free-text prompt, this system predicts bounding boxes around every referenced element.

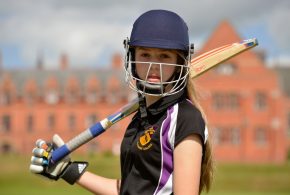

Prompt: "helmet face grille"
[124,58,189,97]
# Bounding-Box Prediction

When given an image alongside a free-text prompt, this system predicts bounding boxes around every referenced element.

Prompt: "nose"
[149,62,160,72]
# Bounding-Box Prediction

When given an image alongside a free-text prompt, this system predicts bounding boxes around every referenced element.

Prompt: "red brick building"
[0,53,134,155]
[194,21,287,163]
[274,66,290,149]
[0,21,288,163]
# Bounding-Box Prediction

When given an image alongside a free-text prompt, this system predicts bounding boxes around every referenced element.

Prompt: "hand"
[30,134,70,179]
[29,134,88,184]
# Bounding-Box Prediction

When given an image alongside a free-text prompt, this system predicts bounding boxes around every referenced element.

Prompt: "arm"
[77,171,120,195]
[30,135,121,195]
[173,134,203,195]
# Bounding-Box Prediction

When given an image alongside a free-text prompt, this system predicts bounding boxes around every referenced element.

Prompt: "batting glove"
[29,134,88,185]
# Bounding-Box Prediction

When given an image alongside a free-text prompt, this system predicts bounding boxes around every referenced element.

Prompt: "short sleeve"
[174,100,206,148]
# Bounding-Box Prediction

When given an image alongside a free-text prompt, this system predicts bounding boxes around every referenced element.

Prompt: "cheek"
[135,64,148,78]
[162,66,176,79]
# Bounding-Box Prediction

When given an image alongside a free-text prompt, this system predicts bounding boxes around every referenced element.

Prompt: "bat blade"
[189,38,258,78]
[49,38,258,165]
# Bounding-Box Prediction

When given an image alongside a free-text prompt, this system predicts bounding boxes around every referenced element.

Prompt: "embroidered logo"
[78,163,87,174]
[137,127,156,150]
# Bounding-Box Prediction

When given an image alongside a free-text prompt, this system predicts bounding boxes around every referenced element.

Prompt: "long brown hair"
[186,77,214,194]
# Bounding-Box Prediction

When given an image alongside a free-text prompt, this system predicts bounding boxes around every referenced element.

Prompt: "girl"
[30,9,213,195]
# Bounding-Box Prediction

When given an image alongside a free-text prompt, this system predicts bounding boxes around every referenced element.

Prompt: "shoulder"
[173,99,206,148]
[177,99,204,123]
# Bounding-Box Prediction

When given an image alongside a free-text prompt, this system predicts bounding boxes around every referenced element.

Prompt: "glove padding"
[29,134,88,184]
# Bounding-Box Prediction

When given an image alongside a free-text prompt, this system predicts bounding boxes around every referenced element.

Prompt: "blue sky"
[0,0,289,69]
[239,22,279,57]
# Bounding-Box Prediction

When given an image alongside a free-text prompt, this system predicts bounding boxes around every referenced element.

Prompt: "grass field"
[0,153,289,195]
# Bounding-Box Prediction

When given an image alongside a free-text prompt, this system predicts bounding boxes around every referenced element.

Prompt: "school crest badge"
[137,127,156,150]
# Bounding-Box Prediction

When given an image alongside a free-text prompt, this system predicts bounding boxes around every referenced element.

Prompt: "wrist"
[61,161,89,185]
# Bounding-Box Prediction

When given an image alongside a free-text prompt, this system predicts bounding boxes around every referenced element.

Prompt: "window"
[212,127,221,145]
[1,115,11,132]
[68,114,76,131]
[0,91,12,105]
[231,127,240,145]
[48,114,55,131]
[212,126,240,145]
[215,63,237,75]
[254,127,267,145]
[86,90,100,104]
[228,93,240,110]
[107,77,120,104]
[255,92,267,110]
[212,93,240,111]
[107,93,118,104]
[220,128,231,144]
[45,90,59,105]
[26,93,37,105]
[288,112,290,136]
[85,114,97,127]
[213,94,223,110]
[27,115,34,132]
[66,89,79,104]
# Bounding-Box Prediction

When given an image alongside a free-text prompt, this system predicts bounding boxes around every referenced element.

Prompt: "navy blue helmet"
[124,10,193,96]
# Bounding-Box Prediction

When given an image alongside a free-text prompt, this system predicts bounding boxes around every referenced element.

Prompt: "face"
[135,47,178,84]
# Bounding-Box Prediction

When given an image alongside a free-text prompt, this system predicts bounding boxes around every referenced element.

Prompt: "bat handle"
[49,121,107,165]
[49,97,140,165]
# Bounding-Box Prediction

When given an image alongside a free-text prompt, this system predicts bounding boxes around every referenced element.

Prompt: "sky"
[0,0,289,69]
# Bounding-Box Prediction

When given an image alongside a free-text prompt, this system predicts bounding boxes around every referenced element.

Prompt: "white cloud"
[267,5,290,51]
[0,1,133,68]
[0,0,289,68]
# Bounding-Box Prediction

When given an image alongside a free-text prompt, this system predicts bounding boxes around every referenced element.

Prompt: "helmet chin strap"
[137,93,151,130]
[136,68,182,130]
[137,81,164,95]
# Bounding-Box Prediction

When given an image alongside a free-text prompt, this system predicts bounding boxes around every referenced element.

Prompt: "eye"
[160,53,170,59]
[140,53,150,58]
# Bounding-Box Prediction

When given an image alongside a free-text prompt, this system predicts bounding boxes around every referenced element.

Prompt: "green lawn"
[203,161,290,195]
[0,153,289,195]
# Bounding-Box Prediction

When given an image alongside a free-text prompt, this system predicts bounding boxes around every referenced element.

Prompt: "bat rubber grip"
[50,145,70,164]
[50,122,106,165]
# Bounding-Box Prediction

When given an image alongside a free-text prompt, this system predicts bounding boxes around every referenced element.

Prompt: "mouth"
[147,75,161,82]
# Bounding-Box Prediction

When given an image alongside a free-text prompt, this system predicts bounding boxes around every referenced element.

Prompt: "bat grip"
[49,98,139,165]
[50,122,106,165]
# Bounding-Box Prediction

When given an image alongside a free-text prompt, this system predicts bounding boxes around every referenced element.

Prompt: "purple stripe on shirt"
[186,98,193,105]
[155,106,174,194]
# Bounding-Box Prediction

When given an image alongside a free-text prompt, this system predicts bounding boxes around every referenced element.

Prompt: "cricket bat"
[49,38,258,165]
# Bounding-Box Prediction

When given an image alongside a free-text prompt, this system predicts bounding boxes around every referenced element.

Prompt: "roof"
[0,68,127,97]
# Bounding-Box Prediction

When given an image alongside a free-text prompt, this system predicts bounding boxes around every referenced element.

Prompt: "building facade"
[0,54,134,155]
[0,21,288,163]
[194,21,287,163]
[274,66,290,149]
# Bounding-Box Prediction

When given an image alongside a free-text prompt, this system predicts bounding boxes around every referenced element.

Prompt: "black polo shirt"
[120,91,206,195]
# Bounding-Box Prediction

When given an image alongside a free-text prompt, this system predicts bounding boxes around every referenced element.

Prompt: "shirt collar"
[146,89,186,116]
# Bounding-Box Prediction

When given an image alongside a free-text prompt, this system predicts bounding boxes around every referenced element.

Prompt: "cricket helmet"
[124,9,194,96]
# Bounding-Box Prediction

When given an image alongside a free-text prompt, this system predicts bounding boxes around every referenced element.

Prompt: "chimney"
[60,53,69,70]
[111,53,123,69]
[0,50,3,72]
[36,51,44,70]
[255,49,266,63]
[0,50,4,77]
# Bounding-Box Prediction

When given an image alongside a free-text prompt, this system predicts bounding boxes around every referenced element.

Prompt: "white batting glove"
[29,134,88,184]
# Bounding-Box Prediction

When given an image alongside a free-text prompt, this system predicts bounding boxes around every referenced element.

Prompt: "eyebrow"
[136,47,173,53]
[136,47,151,52]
